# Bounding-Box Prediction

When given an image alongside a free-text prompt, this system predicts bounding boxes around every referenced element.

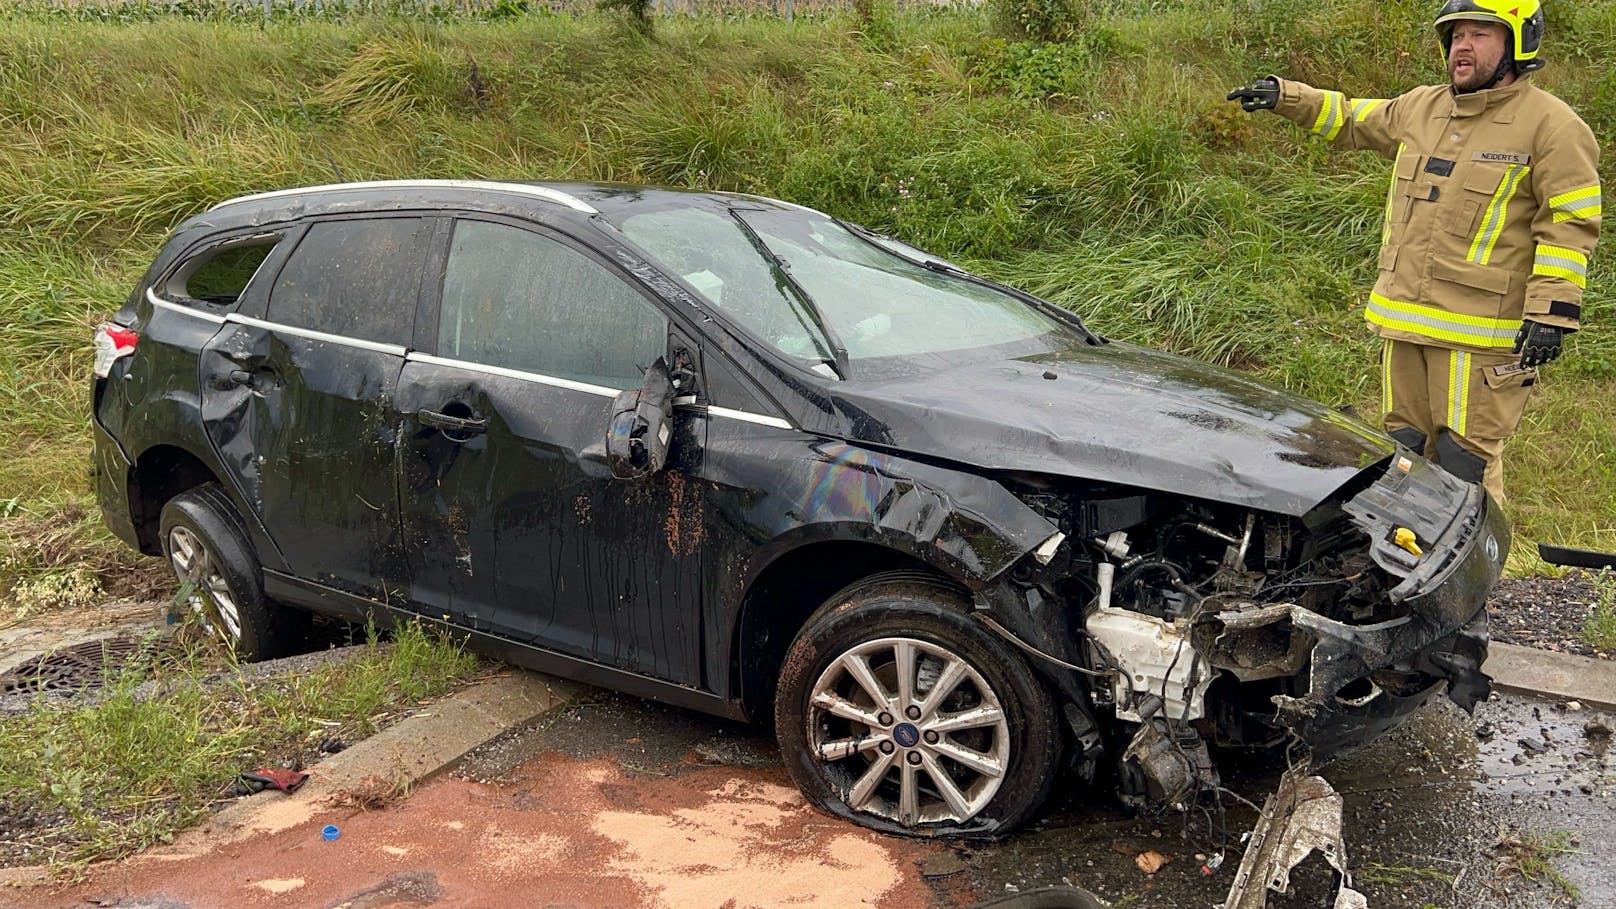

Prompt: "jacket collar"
[1447,76,1532,118]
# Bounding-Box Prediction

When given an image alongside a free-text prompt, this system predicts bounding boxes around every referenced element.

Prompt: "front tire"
[775,574,1060,836]
[159,483,307,661]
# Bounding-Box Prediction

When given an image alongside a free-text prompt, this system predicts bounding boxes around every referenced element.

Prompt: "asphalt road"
[9,690,1611,909]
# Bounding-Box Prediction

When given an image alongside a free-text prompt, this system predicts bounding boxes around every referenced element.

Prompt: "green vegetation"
[1582,569,1616,650]
[0,1,1612,605]
[1356,861,1457,888]
[0,620,480,869]
[1492,827,1583,904]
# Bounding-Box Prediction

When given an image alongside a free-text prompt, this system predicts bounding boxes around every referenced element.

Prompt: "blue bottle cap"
[322,824,340,841]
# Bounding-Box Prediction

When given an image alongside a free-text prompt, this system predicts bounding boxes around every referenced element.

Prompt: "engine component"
[1084,607,1215,721]
[1119,717,1218,808]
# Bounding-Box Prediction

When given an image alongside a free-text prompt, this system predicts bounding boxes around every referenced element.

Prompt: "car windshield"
[616,205,1067,375]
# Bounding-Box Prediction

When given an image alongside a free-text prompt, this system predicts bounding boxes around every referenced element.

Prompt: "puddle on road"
[961,694,1613,908]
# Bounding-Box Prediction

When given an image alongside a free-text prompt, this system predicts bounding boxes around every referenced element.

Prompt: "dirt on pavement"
[4,750,964,909]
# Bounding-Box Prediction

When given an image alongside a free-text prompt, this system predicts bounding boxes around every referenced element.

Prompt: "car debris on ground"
[1225,768,1368,909]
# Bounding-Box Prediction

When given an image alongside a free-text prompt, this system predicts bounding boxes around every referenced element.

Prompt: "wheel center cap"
[894,722,920,748]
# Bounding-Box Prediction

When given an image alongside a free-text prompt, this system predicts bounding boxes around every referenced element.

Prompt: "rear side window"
[437,219,668,389]
[268,218,431,347]
[160,234,280,307]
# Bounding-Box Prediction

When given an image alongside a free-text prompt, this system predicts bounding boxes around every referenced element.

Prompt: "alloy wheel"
[167,525,243,646]
[807,636,1010,826]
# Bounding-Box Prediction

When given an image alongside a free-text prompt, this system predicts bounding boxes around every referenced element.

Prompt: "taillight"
[93,322,138,378]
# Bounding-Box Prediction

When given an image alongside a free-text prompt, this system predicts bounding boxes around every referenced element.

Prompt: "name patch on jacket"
[1473,151,1532,165]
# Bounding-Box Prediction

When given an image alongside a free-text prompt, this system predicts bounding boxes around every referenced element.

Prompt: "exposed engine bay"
[993,449,1507,810]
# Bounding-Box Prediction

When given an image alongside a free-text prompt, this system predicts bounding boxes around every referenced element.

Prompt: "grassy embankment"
[0,621,481,868]
[1,0,1613,615]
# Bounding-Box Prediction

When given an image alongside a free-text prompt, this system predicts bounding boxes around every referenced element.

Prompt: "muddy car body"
[92,181,1506,835]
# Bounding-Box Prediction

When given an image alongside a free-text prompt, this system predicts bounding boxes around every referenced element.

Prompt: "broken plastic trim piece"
[1033,531,1066,565]
[1224,769,1367,909]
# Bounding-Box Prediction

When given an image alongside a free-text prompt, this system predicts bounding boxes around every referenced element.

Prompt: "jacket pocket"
[1445,164,1508,237]
[1432,258,1511,295]
[1389,153,1421,224]
[1378,245,1398,271]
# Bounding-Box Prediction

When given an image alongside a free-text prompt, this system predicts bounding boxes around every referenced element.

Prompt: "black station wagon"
[93,180,1508,835]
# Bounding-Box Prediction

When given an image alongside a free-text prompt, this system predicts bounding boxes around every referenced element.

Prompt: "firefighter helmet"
[1435,0,1546,73]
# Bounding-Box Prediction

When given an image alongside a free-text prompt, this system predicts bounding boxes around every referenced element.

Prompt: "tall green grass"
[0,2,1612,605]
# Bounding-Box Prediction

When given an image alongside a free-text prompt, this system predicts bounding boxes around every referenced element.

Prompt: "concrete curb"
[0,668,584,885]
[165,668,587,855]
[1485,641,1616,711]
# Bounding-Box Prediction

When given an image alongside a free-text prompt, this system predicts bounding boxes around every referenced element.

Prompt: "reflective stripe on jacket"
[1271,76,1601,351]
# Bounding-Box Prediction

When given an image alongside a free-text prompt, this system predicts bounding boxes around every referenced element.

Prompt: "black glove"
[1226,77,1280,112]
[1513,319,1565,367]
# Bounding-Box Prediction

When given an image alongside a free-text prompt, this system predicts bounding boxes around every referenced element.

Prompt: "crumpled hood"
[824,341,1395,516]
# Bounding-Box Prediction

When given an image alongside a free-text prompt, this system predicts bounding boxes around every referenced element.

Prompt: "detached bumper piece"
[1225,769,1366,909]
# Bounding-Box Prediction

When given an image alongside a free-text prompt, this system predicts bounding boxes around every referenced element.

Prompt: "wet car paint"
[92,180,1507,826]
[822,341,1395,517]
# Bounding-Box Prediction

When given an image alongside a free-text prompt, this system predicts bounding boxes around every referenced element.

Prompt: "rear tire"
[775,574,1060,836]
[159,483,308,661]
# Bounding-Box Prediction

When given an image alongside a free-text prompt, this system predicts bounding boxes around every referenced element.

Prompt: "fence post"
[784,0,792,21]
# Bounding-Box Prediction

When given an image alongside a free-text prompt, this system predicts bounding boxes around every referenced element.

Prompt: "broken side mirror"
[606,356,675,481]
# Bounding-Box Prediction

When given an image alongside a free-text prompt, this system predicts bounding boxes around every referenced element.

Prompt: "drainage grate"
[0,636,150,694]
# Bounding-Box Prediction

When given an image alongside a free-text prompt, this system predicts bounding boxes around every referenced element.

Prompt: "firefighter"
[1227,0,1600,505]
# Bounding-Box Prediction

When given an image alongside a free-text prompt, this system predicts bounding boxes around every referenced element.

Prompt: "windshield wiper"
[835,219,1106,347]
[730,209,851,379]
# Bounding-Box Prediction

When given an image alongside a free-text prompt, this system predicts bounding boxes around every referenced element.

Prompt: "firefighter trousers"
[1380,339,1537,505]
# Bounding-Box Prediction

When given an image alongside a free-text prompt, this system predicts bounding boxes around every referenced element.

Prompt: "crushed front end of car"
[981,447,1506,809]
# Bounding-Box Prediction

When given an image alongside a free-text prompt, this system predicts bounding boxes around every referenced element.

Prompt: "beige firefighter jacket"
[1271,76,1601,352]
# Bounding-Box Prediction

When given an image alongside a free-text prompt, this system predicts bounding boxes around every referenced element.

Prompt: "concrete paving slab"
[1485,641,1616,710]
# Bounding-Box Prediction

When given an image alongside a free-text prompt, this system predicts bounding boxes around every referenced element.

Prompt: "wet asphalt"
[457,689,1614,909]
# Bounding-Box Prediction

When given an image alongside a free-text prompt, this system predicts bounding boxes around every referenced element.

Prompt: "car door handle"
[214,369,267,391]
[418,408,488,437]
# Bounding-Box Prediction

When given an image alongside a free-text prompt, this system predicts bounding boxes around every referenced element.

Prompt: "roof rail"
[209,179,598,215]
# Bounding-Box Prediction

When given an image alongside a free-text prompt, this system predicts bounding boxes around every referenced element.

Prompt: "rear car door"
[397,215,705,684]
[199,215,435,601]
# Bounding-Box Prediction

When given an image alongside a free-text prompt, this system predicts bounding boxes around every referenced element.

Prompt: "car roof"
[196,179,816,232]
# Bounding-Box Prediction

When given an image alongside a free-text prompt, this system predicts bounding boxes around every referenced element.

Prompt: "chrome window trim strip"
[706,406,794,430]
[407,353,797,428]
[407,353,622,398]
[225,313,409,356]
[147,288,228,324]
[210,180,598,215]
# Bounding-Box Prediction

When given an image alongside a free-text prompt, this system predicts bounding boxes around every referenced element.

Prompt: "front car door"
[199,215,434,601]
[397,215,706,685]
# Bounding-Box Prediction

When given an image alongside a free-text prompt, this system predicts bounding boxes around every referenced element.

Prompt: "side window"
[438,220,668,389]
[161,234,280,308]
[268,218,431,347]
